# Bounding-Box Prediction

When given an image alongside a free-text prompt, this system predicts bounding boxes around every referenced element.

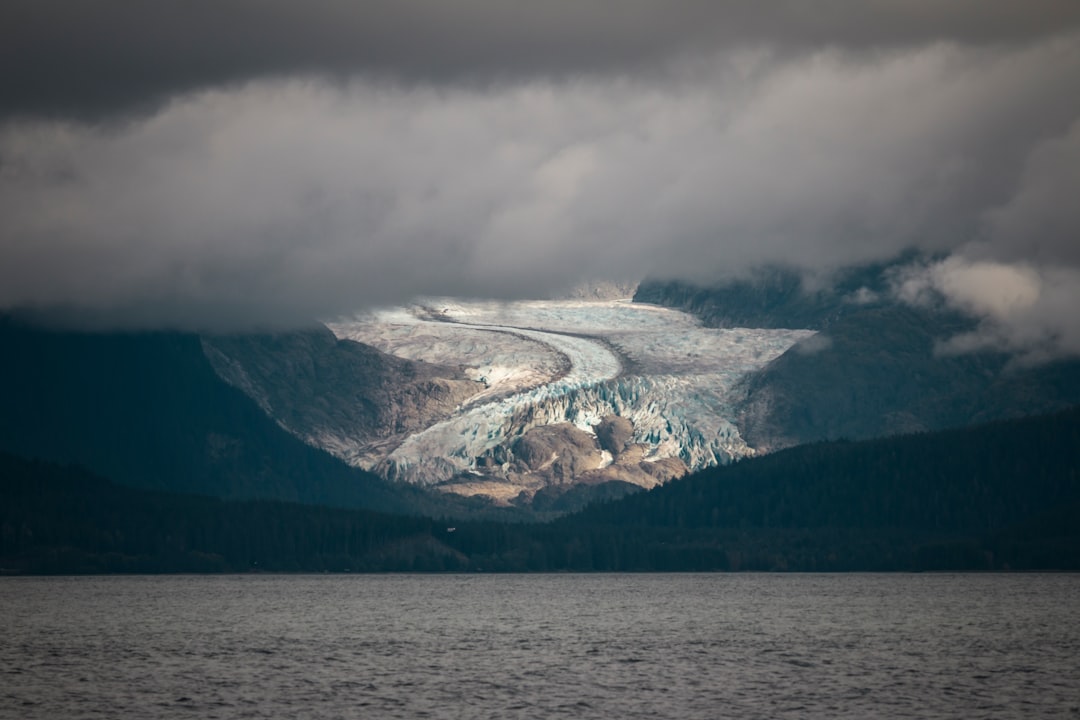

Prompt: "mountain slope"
[0,452,462,573]
[202,325,479,466]
[633,259,903,330]
[636,259,1080,448]
[0,318,408,513]
[735,304,1046,447]
[573,405,1080,533]
[4,407,1078,572]
[505,406,1080,571]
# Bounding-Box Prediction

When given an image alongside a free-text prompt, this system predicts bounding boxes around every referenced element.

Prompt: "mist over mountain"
[3,4,1080,358]
[4,254,1080,572]
[636,257,1080,449]
[5,249,1078,526]
[5,10,1080,720]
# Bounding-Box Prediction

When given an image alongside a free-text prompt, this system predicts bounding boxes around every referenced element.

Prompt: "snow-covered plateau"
[326,299,814,502]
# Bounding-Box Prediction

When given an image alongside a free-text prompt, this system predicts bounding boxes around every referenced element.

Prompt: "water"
[2,574,1078,719]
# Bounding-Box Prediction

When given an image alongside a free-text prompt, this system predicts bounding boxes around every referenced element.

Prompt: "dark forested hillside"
[463,406,1080,571]
[0,453,462,573]
[576,405,1080,533]
[4,407,1078,573]
[0,318,408,513]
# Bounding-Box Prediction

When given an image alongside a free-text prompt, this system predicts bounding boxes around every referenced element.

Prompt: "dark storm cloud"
[1,2,1079,361]
[4,37,1080,330]
[3,0,1080,118]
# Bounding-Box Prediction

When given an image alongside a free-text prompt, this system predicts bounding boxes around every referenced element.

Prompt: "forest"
[2,405,1079,574]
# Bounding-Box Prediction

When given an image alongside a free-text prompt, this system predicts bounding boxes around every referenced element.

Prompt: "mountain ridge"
[635,257,1080,449]
[0,317,411,514]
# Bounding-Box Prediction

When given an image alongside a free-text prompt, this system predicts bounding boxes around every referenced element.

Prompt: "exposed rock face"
[447,415,687,506]
[202,326,481,466]
[594,415,634,455]
[574,457,687,490]
[510,423,608,486]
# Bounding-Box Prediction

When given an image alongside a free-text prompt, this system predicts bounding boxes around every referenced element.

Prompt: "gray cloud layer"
[4,0,1080,118]
[1,3,1079,361]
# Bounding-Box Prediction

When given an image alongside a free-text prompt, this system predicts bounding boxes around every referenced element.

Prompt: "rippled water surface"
[3,574,1079,719]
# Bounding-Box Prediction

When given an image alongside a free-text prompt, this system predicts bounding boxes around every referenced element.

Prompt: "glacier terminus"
[320,298,813,504]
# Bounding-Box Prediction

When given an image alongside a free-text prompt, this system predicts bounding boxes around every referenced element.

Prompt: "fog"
[1,2,1078,359]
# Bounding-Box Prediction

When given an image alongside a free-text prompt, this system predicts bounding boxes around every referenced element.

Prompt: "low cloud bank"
[893,257,1080,365]
[0,33,1077,366]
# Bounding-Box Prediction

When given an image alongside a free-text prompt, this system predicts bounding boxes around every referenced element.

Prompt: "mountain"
[207,301,806,507]
[0,317,410,513]
[8,253,1076,525]
[0,452,463,573]
[4,407,1078,573]
[547,405,1080,571]
[575,405,1080,533]
[633,257,903,329]
[635,258,1080,449]
[735,304,1080,448]
[202,325,479,467]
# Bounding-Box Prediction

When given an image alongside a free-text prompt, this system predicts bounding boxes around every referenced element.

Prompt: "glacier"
[326,299,814,499]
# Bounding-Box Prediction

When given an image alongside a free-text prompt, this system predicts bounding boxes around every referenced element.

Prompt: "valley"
[322,299,813,502]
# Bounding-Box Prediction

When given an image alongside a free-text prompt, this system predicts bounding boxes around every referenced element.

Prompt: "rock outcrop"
[448,415,688,506]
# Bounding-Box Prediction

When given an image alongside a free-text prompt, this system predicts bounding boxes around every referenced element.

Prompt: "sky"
[1,1,1079,359]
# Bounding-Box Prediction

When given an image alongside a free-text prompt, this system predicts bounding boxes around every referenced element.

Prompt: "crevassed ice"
[327,299,813,486]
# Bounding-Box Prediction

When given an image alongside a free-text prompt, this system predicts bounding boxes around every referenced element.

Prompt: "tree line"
[2,406,1079,574]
